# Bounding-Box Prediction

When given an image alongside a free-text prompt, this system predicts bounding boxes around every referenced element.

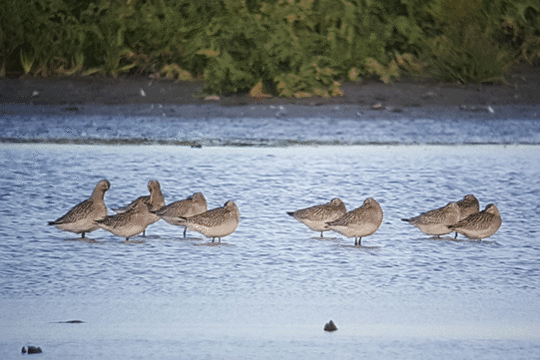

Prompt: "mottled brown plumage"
[112,180,165,236]
[48,179,110,238]
[176,200,239,242]
[287,198,347,237]
[402,202,460,237]
[456,194,480,220]
[155,192,207,237]
[325,197,383,246]
[449,204,501,239]
[453,194,481,238]
[97,201,150,240]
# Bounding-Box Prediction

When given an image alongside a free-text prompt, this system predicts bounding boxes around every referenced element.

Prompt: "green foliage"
[20,51,36,75]
[429,26,510,83]
[486,0,540,65]
[1,0,538,91]
[156,64,193,81]
[275,56,343,97]
[365,58,400,84]
[425,0,512,82]
[0,0,27,76]
[423,0,540,82]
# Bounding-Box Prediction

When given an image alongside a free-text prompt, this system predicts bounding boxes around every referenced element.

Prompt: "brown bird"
[287,198,347,237]
[176,200,240,242]
[96,201,151,241]
[456,194,480,220]
[448,204,501,240]
[402,202,460,237]
[154,192,208,237]
[325,197,383,246]
[48,179,110,238]
[454,194,480,238]
[112,180,165,236]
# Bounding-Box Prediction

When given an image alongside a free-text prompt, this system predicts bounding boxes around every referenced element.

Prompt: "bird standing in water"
[48,179,110,239]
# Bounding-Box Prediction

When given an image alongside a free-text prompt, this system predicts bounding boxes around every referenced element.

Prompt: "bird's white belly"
[299,218,327,232]
[331,222,379,238]
[106,223,147,238]
[416,223,452,236]
[55,219,99,234]
[188,221,238,238]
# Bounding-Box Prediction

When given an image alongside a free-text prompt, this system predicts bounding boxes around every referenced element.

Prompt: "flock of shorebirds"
[48,180,239,243]
[48,179,502,245]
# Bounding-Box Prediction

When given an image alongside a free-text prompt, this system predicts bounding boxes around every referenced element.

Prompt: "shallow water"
[1,141,540,359]
[2,104,540,145]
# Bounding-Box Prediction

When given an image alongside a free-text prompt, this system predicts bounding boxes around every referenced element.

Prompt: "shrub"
[1,0,537,92]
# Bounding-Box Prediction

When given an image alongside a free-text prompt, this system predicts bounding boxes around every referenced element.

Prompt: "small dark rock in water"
[51,319,85,323]
[324,320,338,332]
[23,345,42,354]
[28,346,43,354]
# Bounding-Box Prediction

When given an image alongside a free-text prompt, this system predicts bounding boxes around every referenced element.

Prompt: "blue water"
[1,106,540,359]
[1,104,540,145]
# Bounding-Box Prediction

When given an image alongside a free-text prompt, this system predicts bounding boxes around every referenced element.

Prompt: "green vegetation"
[1,0,539,96]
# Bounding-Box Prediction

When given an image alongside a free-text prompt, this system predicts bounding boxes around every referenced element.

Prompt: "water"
[1,104,540,145]
[1,106,540,359]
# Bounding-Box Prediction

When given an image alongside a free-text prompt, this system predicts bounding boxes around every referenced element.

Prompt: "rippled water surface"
[2,104,540,145]
[1,116,540,358]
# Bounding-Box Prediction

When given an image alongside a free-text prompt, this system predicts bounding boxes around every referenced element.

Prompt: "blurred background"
[1,0,539,97]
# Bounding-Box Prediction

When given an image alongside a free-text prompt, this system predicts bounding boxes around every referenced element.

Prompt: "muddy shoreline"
[1,65,539,109]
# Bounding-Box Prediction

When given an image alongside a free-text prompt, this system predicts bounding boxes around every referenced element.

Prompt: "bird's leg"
[358,237,362,246]
[454,232,458,239]
[321,231,324,238]
[183,227,187,238]
[219,237,221,243]
[354,238,358,246]
[211,238,215,243]
[143,229,146,237]
[82,232,86,239]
